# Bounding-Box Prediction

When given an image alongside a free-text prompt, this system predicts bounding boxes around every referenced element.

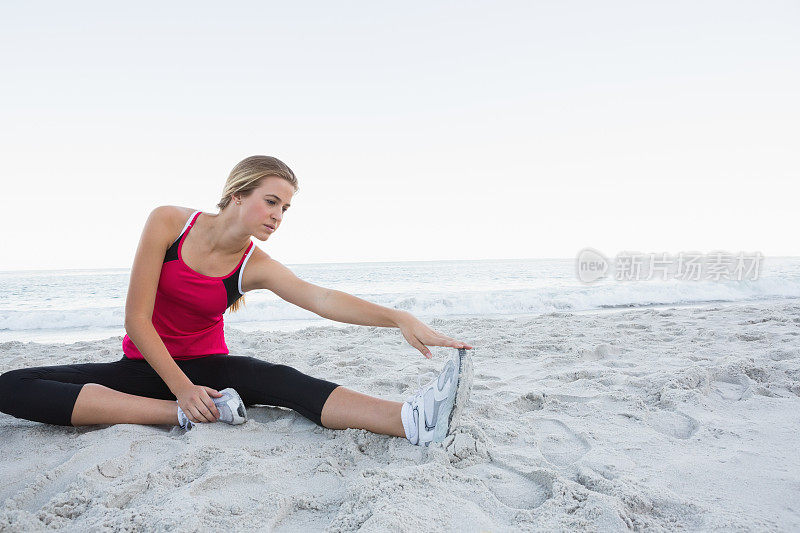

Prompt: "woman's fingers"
[412,338,473,358]
[204,386,223,398]
[187,398,218,423]
[191,404,212,423]
[430,334,473,350]
[201,404,218,422]
[411,337,432,358]
[401,319,473,357]
[427,329,473,349]
[188,406,203,423]
[199,396,219,422]
[440,334,473,349]
[202,391,221,419]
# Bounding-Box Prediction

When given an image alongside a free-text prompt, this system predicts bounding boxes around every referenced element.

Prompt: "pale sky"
[1,1,797,271]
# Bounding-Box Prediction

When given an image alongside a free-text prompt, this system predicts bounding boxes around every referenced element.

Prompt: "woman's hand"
[174,384,223,423]
[396,312,474,359]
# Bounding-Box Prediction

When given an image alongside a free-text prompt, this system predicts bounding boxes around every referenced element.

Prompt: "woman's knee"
[0,368,33,389]
[0,369,33,413]
[251,362,321,391]
[232,357,295,379]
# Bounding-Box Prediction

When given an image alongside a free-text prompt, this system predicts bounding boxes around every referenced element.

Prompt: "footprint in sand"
[7,437,139,513]
[96,454,133,479]
[104,480,149,509]
[709,377,752,401]
[508,391,545,412]
[190,473,268,495]
[271,497,333,533]
[255,471,343,532]
[466,462,553,510]
[647,410,699,440]
[529,418,591,466]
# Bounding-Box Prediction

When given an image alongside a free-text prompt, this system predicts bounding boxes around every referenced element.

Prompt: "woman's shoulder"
[240,245,274,292]
[139,206,200,247]
[247,244,271,265]
[150,205,197,229]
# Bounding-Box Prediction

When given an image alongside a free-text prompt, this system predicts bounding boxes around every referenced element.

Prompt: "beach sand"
[1,300,799,531]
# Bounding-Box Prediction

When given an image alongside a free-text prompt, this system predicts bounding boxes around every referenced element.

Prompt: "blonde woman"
[0,156,473,446]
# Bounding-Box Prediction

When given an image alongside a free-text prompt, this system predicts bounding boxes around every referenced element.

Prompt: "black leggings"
[0,355,341,427]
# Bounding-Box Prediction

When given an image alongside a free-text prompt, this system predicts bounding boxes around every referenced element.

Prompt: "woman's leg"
[0,354,405,436]
[0,357,181,426]
[220,356,406,438]
[70,384,181,426]
[319,386,406,438]
[67,359,408,435]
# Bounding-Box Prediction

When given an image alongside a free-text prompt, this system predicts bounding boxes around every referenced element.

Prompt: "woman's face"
[236,176,295,240]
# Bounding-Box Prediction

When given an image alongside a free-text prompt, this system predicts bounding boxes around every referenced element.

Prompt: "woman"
[0,155,473,447]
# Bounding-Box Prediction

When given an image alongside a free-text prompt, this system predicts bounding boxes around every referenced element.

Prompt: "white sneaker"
[215,387,247,425]
[177,406,195,430]
[401,349,472,446]
[177,387,247,430]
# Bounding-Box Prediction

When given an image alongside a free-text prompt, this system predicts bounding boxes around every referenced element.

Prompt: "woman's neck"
[196,212,251,256]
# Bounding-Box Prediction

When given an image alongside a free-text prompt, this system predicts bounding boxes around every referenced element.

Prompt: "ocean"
[2,257,800,345]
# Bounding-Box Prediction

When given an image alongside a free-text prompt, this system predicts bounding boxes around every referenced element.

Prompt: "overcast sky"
[1,1,797,271]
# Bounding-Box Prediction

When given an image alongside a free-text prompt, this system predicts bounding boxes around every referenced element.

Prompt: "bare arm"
[246,253,473,358]
[125,206,221,423]
[124,321,193,393]
[315,289,408,327]
[123,207,194,393]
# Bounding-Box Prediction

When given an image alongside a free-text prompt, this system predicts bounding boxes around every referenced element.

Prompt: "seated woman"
[0,155,473,447]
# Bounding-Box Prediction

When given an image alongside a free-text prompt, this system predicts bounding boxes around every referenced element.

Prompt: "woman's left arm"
[317,290,473,359]
[249,252,472,359]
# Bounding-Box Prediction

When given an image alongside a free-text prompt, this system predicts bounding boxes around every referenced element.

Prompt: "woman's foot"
[177,387,247,430]
[401,349,473,446]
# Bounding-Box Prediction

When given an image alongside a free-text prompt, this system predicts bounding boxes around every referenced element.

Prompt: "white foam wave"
[2,276,799,332]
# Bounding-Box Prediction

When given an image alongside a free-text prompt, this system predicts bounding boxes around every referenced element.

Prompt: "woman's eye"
[267,199,288,212]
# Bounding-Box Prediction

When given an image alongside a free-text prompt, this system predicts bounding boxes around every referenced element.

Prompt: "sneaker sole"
[432,348,474,443]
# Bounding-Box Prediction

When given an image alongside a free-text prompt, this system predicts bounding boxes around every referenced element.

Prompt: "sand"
[1,300,799,531]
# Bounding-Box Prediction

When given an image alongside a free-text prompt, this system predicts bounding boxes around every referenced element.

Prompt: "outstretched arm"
[316,290,473,359]
[246,252,473,359]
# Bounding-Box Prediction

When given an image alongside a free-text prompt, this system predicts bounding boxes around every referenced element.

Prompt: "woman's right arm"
[124,206,220,423]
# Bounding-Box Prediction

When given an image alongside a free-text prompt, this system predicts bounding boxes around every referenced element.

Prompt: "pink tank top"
[123,211,256,360]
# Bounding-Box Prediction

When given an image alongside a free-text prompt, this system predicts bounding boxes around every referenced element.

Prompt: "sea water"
[1,257,799,344]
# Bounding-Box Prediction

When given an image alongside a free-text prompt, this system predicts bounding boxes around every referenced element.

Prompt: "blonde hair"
[218,155,298,313]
